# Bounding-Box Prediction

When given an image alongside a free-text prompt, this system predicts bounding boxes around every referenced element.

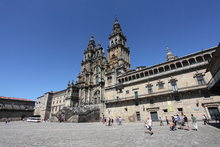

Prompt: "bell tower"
[107,18,130,70]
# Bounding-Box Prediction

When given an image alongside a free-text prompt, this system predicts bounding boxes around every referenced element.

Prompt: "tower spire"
[87,35,96,50]
[166,46,177,61]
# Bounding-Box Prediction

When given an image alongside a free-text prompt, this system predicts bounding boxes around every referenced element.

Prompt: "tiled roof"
[0,96,34,102]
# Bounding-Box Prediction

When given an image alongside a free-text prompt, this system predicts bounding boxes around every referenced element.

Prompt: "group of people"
[168,114,195,131]
[145,114,203,136]
[102,117,122,126]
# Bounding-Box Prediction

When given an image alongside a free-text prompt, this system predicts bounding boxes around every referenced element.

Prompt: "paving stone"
[0,121,220,147]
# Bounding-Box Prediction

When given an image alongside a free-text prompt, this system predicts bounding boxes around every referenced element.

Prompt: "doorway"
[136,112,141,121]
[150,112,158,121]
[208,107,220,120]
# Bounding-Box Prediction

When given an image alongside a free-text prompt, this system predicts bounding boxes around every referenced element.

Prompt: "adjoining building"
[0,96,35,121]
[35,18,220,122]
[34,82,79,121]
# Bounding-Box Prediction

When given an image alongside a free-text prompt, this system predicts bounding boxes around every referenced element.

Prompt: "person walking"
[191,114,198,131]
[145,117,153,135]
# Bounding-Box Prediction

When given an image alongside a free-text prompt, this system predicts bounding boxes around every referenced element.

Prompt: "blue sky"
[0,0,219,100]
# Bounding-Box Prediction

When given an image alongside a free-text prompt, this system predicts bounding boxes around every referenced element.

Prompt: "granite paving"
[0,121,220,147]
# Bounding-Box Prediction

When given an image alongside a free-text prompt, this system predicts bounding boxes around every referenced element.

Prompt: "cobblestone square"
[1,121,220,147]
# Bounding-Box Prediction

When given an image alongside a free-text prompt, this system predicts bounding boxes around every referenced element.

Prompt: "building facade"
[0,96,35,121]
[35,18,220,122]
[34,82,79,121]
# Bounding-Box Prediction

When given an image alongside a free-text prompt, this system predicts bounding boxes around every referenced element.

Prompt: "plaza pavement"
[0,121,220,147]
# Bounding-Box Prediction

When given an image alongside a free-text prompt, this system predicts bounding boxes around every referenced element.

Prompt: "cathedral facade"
[34,19,220,122]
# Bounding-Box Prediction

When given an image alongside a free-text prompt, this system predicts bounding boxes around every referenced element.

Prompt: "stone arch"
[196,56,203,63]
[204,54,211,61]
[182,60,189,66]
[164,65,170,71]
[158,67,164,73]
[189,58,196,64]
[176,62,182,68]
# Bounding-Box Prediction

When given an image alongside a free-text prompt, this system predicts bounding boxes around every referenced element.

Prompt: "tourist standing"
[145,117,153,135]
[165,116,169,125]
[159,117,164,126]
[116,117,119,125]
[118,117,122,125]
[183,115,189,130]
[176,114,181,129]
[191,114,198,131]
[108,117,111,126]
[102,118,106,125]
[106,117,109,126]
[202,114,207,125]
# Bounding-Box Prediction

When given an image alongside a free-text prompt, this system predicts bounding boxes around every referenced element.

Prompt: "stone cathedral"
[34,19,220,122]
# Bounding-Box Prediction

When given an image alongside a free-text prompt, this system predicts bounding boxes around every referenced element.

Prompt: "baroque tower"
[108,18,130,71]
[77,35,107,105]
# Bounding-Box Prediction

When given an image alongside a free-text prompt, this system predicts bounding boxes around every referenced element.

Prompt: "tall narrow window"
[194,73,205,85]
[169,78,178,92]
[134,91,138,99]
[96,76,99,84]
[157,81,164,89]
[146,83,153,94]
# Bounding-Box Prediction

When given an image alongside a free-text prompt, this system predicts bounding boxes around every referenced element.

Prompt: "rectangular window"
[197,76,206,85]
[126,90,129,94]
[177,108,183,111]
[148,87,153,94]
[171,84,178,92]
[163,109,168,112]
[134,91,138,98]
[158,82,164,89]
[96,76,99,84]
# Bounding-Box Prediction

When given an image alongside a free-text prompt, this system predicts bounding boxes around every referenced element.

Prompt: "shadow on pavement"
[208,122,220,129]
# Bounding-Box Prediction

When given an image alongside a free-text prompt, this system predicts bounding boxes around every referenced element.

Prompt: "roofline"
[118,46,217,77]
[0,96,35,102]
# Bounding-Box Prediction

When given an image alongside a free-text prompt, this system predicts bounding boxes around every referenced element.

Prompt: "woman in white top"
[145,117,153,135]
